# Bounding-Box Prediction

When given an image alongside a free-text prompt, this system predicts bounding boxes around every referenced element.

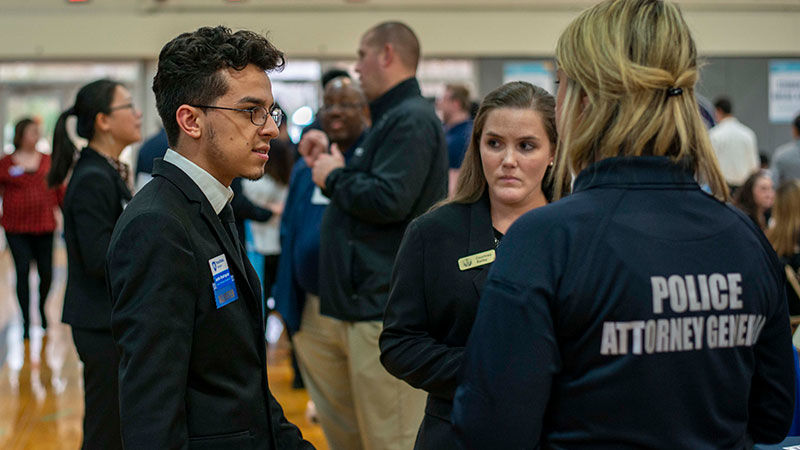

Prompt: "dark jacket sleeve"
[380,219,465,399]
[748,271,796,443]
[231,178,273,223]
[72,168,122,278]
[272,166,305,334]
[324,112,440,224]
[269,390,315,449]
[109,211,198,449]
[452,225,561,449]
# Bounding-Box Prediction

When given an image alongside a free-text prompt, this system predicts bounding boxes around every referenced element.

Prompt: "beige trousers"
[294,295,426,450]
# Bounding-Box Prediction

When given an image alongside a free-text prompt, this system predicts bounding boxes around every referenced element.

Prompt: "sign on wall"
[503,61,556,95]
[769,60,800,123]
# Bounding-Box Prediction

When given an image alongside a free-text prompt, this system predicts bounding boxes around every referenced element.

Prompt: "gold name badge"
[458,249,496,271]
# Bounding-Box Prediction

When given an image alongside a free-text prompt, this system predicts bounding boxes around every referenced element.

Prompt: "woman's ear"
[176,105,203,140]
[94,112,111,133]
[580,91,590,112]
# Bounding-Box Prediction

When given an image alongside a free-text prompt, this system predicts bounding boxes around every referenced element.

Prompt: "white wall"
[0,1,799,60]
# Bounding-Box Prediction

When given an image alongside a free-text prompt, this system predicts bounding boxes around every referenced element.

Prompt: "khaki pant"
[294,295,425,450]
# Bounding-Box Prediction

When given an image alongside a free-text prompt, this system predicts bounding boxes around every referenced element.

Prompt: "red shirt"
[0,153,64,234]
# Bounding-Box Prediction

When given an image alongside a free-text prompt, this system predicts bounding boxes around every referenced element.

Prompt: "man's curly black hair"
[153,26,285,148]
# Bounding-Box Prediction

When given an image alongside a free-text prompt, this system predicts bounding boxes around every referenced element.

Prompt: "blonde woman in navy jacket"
[380,81,563,449]
[453,1,795,448]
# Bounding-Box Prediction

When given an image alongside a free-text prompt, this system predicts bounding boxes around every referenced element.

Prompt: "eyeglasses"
[190,104,282,127]
[320,102,365,113]
[109,103,136,112]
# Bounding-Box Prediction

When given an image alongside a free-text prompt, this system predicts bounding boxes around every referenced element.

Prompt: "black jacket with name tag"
[381,193,494,449]
[107,159,312,450]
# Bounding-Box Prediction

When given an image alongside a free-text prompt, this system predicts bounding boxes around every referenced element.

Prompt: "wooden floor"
[0,241,329,449]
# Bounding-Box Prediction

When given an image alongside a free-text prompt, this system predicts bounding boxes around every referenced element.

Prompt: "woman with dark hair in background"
[734,169,775,232]
[0,118,64,340]
[380,81,563,449]
[48,78,141,450]
[243,132,293,309]
[767,180,800,315]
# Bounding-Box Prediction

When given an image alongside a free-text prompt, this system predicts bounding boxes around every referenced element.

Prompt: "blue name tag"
[9,166,24,177]
[209,254,238,309]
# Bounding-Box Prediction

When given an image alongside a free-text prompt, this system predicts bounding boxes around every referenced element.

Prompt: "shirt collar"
[342,132,367,164]
[572,156,699,194]
[164,149,233,214]
[446,118,472,132]
[368,77,421,123]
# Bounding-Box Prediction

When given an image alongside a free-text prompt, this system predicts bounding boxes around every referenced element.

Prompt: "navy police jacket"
[453,156,795,449]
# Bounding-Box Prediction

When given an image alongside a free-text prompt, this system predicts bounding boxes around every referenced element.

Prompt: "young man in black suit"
[106,26,313,450]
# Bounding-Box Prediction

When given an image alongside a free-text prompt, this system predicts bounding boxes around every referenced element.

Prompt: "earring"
[548,160,554,167]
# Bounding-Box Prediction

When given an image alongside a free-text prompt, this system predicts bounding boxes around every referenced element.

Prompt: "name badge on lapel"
[458,249,496,271]
[209,254,238,308]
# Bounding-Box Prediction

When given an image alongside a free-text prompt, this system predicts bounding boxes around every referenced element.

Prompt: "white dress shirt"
[242,175,287,255]
[709,117,759,186]
[163,149,233,214]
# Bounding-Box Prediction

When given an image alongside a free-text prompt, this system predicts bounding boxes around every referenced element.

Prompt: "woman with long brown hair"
[380,81,561,449]
[768,180,800,315]
[242,128,294,307]
[734,169,775,232]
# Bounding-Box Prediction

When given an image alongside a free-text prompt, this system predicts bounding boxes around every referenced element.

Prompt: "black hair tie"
[66,106,76,116]
[666,87,683,97]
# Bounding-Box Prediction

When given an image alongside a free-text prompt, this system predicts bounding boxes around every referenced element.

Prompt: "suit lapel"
[200,196,261,309]
[83,147,132,203]
[467,192,495,298]
[152,160,257,304]
[241,249,264,326]
[115,172,132,203]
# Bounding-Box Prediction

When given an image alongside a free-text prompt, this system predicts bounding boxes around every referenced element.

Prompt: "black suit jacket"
[62,147,131,330]
[107,159,312,450]
[380,194,494,429]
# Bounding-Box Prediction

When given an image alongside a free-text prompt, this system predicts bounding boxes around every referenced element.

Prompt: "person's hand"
[312,144,345,190]
[298,129,330,167]
[267,202,284,216]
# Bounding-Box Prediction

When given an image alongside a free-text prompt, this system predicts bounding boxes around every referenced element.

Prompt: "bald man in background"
[300,22,447,450]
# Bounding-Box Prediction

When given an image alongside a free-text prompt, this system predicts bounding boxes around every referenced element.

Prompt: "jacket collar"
[465,192,495,298]
[82,145,117,166]
[467,191,494,256]
[82,146,132,201]
[343,132,367,163]
[573,156,698,194]
[368,77,421,123]
[163,149,232,214]
[152,158,256,302]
